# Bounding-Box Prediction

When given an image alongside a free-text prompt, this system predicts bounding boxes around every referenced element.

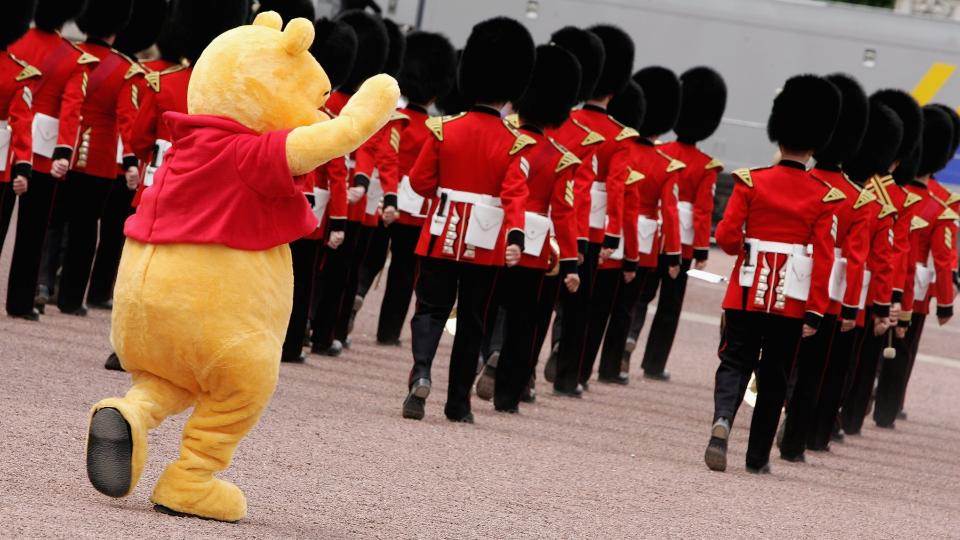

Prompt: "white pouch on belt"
[310,188,330,223]
[739,239,760,287]
[523,212,551,256]
[859,270,871,310]
[678,201,694,245]
[397,175,425,216]
[365,176,383,215]
[589,187,607,229]
[914,263,935,300]
[464,203,504,250]
[143,139,172,187]
[0,123,10,172]
[829,253,848,302]
[31,113,59,158]
[783,252,814,301]
[637,216,659,255]
[609,238,624,261]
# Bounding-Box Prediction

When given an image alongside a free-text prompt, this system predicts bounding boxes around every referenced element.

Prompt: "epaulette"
[10,55,41,81]
[705,158,723,170]
[124,62,145,80]
[425,112,466,141]
[625,168,645,185]
[549,137,581,173]
[655,149,686,173]
[505,113,520,129]
[144,64,188,92]
[910,216,930,231]
[903,190,922,208]
[936,197,960,221]
[508,128,537,156]
[946,191,960,206]
[570,118,604,146]
[732,168,753,188]
[821,186,846,203]
[68,41,100,65]
[389,110,410,124]
[852,187,877,210]
[608,115,639,141]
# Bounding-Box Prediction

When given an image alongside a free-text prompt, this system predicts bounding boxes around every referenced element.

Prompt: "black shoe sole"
[475,367,495,401]
[704,443,727,472]
[87,408,133,497]
[154,504,239,523]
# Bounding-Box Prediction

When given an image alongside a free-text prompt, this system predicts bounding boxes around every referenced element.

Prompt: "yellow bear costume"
[85,13,399,522]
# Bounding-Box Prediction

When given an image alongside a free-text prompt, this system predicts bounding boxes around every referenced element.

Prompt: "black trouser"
[554,242,599,392]
[0,182,17,256]
[6,172,58,316]
[809,321,861,449]
[480,304,507,361]
[841,306,884,435]
[335,222,373,341]
[900,313,926,412]
[409,257,498,419]
[282,238,320,360]
[579,266,621,384]
[56,172,113,312]
[532,275,561,377]
[376,223,421,344]
[597,266,650,379]
[713,309,803,469]
[635,258,692,375]
[873,314,925,426]
[780,313,838,458]
[311,220,361,348]
[494,266,544,410]
[87,180,135,304]
[357,221,390,300]
[38,183,68,294]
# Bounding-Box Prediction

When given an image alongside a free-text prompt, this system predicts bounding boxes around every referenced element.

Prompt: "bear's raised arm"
[286,75,400,175]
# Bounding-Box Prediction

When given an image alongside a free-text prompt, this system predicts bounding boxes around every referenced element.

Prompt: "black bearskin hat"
[873,89,922,163]
[673,66,727,144]
[932,103,960,156]
[34,0,85,32]
[336,10,389,93]
[398,31,456,105]
[766,74,840,152]
[310,18,358,90]
[0,0,37,49]
[437,49,471,114]
[77,0,134,38]
[587,24,633,99]
[114,0,169,56]
[918,105,955,177]
[892,145,921,186]
[607,80,647,132]
[155,13,183,63]
[459,17,535,105]
[516,44,581,129]
[254,0,314,21]
[550,26,604,103]
[845,99,903,183]
[814,73,868,167]
[178,0,251,64]
[381,19,405,77]
[632,66,681,138]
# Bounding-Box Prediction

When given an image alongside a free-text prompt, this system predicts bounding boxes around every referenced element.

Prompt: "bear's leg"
[87,371,194,498]
[150,350,279,523]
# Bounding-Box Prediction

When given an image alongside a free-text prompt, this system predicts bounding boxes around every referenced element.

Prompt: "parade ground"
[2,239,959,539]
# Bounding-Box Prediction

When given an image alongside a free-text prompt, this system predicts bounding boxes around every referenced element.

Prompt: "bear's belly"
[111,240,294,380]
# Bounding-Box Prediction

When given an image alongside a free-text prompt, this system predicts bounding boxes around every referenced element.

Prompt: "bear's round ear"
[253,11,283,31]
[282,17,314,56]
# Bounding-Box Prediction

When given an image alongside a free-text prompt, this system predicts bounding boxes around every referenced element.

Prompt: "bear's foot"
[152,470,247,523]
[153,504,239,523]
[86,408,134,497]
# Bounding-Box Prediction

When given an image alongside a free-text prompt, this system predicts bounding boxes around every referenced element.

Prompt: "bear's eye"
[323,90,330,97]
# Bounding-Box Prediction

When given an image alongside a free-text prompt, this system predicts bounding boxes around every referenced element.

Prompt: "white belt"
[678,201,693,211]
[0,120,9,173]
[0,120,8,129]
[438,188,501,207]
[751,239,806,256]
[591,181,606,193]
[834,247,842,258]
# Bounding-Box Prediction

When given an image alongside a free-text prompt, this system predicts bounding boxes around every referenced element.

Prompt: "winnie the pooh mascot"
[84,11,400,522]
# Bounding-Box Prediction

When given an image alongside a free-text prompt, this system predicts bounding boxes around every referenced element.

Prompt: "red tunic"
[716,162,838,325]
[659,141,721,260]
[861,175,898,321]
[409,106,528,266]
[505,127,579,272]
[10,29,97,175]
[878,178,923,305]
[811,168,874,320]
[619,140,682,269]
[928,177,959,273]
[0,52,37,182]
[355,111,407,226]
[546,112,606,246]
[907,184,957,316]
[396,105,431,227]
[302,104,349,241]
[125,113,316,250]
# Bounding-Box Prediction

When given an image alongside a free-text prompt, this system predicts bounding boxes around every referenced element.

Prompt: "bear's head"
[188,11,331,134]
